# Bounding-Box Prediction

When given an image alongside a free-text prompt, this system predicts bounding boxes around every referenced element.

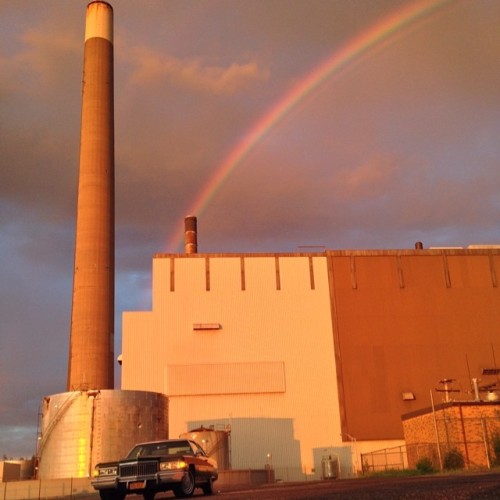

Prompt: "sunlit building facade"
[121,247,500,479]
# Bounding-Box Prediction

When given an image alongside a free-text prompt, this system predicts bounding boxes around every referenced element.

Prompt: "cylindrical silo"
[37,390,168,479]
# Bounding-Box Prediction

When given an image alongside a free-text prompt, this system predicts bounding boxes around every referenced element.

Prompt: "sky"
[1,0,499,458]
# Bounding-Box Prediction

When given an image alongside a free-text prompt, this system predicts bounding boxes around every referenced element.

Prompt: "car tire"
[173,468,195,498]
[201,477,214,496]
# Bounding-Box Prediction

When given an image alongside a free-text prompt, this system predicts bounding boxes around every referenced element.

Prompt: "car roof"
[131,439,191,446]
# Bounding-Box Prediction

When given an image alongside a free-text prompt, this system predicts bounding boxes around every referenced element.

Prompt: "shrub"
[415,457,434,474]
[443,449,465,470]
[491,431,500,466]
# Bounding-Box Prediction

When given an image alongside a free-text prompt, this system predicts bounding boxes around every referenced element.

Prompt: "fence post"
[458,406,470,468]
[430,390,443,470]
[481,416,491,469]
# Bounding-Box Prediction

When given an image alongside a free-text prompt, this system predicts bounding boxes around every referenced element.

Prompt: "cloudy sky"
[1,0,499,458]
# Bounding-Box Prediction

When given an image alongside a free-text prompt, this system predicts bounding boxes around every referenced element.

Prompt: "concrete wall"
[0,478,94,499]
[122,254,346,479]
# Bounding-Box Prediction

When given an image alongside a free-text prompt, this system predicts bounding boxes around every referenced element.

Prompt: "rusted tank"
[37,389,168,479]
[180,426,230,470]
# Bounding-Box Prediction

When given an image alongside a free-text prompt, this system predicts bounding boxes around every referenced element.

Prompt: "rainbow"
[168,0,455,251]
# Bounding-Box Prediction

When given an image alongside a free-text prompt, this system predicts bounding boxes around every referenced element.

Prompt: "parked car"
[92,438,218,499]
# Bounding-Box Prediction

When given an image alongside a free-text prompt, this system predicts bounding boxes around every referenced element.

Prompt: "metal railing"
[361,445,408,474]
[361,415,500,473]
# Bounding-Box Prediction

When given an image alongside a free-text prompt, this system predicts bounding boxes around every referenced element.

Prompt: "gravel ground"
[213,472,500,499]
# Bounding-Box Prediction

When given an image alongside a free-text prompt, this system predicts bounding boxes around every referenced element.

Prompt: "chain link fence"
[361,415,500,474]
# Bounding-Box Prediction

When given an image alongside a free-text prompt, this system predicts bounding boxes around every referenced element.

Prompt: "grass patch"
[364,468,426,478]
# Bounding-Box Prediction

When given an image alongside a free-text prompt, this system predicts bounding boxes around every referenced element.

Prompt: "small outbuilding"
[402,400,500,470]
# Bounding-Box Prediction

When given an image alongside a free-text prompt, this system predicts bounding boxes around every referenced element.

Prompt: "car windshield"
[126,441,194,459]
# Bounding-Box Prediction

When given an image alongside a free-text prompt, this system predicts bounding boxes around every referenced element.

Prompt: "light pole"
[265,453,273,483]
[340,433,358,475]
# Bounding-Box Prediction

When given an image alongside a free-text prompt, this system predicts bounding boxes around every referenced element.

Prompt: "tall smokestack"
[67,1,114,391]
[184,216,198,254]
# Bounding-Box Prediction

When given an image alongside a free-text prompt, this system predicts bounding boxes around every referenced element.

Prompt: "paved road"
[216,473,500,499]
[83,472,500,499]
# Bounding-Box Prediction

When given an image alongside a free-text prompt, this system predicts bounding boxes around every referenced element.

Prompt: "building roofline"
[153,248,500,259]
[401,400,500,420]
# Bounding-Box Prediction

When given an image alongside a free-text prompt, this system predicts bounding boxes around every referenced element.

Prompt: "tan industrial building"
[121,246,500,479]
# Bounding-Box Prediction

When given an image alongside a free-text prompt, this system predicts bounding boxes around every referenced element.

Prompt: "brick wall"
[402,402,500,469]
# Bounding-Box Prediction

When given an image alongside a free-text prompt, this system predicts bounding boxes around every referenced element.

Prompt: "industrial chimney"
[184,215,198,254]
[37,4,169,480]
[67,0,114,391]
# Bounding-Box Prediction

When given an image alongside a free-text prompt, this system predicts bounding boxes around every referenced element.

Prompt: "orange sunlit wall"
[328,249,500,441]
[122,253,343,478]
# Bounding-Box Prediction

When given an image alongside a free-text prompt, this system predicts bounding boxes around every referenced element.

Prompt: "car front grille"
[120,461,158,478]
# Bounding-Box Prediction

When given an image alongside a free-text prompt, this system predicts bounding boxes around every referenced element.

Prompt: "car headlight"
[160,460,187,470]
[95,466,118,477]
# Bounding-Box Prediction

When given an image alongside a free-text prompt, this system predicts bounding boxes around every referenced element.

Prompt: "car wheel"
[173,468,195,498]
[201,477,214,496]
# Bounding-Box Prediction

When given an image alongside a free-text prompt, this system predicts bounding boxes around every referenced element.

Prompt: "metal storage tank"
[321,455,339,479]
[37,389,168,479]
[180,426,231,470]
